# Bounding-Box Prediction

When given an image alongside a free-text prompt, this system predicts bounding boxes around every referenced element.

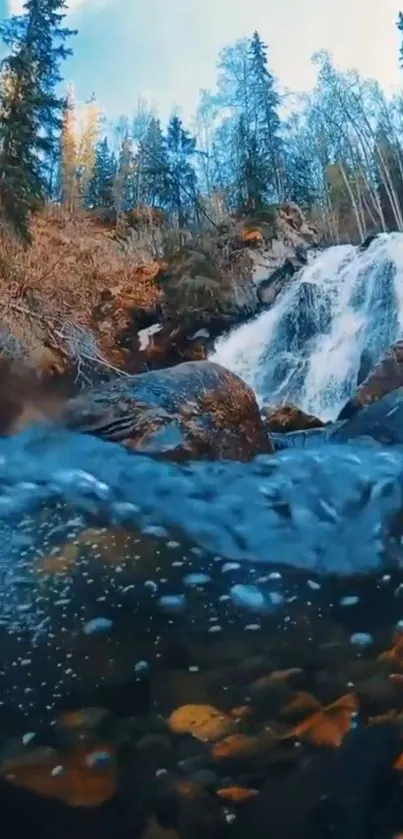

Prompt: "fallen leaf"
[1,743,116,807]
[281,691,322,720]
[285,693,358,748]
[217,786,258,803]
[168,704,233,742]
[211,731,276,760]
[379,636,403,668]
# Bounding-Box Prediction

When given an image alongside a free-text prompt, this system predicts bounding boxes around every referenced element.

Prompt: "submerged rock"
[338,340,403,421]
[262,405,325,434]
[58,361,273,461]
[334,387,403,446]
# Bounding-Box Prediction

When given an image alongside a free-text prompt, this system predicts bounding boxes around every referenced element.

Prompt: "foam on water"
[211,234,403,420]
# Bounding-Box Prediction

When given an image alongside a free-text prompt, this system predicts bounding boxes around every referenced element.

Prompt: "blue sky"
[2,0,403,124]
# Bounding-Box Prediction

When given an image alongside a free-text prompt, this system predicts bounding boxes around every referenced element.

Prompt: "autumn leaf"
[217,786,258,803]
[168,704,234,742]
[285,693,358,748]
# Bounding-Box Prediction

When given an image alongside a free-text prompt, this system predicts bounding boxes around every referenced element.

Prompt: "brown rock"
[0,356,67,436]
[262,404,325,434]
[339,340,403,420]
[59,360,273,461]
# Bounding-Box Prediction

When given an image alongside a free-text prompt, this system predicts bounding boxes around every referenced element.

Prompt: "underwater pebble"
[221,563,241,573]
[350,632,374,648]
[339,596,359,607]
[158,594,186,613]
[244,624,261,631]
[22,732,35,746]
[307,579,321,590]
[230,584,265,612]
[83,617,113,636]
[396,619,403,632]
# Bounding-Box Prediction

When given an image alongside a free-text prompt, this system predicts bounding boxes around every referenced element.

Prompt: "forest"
[2,0,403,248]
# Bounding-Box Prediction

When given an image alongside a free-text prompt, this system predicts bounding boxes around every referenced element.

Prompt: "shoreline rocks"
[59,360,273,461]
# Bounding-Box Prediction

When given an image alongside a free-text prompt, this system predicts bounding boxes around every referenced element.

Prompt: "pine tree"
[136,116,170,208]
[248,31,283,202]
[235,114,266,213]
[60,83,77,211]
[166,114,197,226]
[0,0,75,240]
[87,137,116,209]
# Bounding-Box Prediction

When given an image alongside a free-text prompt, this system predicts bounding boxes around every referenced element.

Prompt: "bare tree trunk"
[338,161,365,240]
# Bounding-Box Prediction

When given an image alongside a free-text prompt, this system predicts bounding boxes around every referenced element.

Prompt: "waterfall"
[211,233,403,421]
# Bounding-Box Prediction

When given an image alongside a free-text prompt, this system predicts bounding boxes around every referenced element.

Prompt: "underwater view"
[3,0,403,837]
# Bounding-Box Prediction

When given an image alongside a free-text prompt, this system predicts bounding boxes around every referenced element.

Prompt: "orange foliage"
[379,634,403,668]
[211,734,260,760]
[281,691,322,719]
[168,704,234,742]
[285,693,358,748]
[1,743,116,806]
[217,787,258,803]
[0,206,163,374]
[238,228,264,245]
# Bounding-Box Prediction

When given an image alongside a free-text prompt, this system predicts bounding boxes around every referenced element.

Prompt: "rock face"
[338,341,403,421]
[262,405,325,434]
[59,361,273,461]
[333,387,403,445]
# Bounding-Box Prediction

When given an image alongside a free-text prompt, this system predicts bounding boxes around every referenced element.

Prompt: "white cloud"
[7,0,111,16]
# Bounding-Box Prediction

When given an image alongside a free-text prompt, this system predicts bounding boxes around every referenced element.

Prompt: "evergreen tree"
[235,115,266,213]
[136,116,170,208]
[166,114,197,226]
[0,0,75,240]
[87,137,116,208]
[248,31,283,202]
[60,84,77,211]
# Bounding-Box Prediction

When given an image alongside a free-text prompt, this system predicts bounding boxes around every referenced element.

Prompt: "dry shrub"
[0,206,163,375]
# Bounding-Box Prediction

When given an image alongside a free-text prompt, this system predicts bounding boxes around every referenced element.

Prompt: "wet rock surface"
[334,387,403,446]
[339,340,403,421]
[58,361,273,461]
[262,405,325,434]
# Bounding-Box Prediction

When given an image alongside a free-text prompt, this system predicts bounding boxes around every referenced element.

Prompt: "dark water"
[1,424,403,716]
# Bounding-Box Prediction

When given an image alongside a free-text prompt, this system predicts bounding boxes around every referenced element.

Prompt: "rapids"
[211,233,403,420]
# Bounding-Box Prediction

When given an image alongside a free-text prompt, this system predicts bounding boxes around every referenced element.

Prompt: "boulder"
[338,340,403,421]
[262,405,325,434]
[333,387,403,446]
[59,361,273,461]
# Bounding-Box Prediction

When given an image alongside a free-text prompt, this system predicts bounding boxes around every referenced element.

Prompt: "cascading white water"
[211,233,403,421]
